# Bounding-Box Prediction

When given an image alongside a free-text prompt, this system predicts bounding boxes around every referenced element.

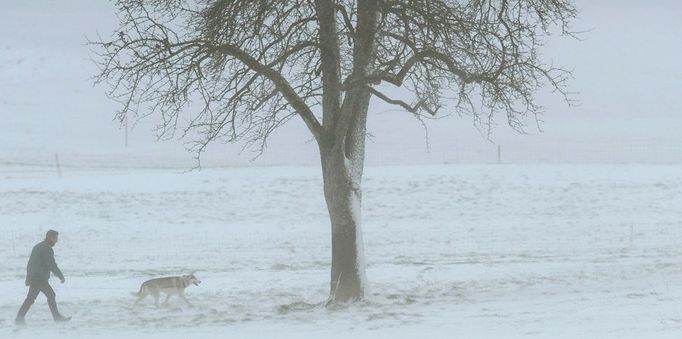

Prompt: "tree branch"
[214,43,323,141]
[314,0,343,134]
[368,87,438,116]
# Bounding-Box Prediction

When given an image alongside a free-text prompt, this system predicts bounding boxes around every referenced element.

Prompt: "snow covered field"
[1,164,682,338]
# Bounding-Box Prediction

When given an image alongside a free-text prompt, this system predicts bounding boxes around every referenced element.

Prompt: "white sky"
[1,0,681,167]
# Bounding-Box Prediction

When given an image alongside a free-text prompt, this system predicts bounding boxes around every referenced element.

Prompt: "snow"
[2,0,682,337]
[2,164,682,338]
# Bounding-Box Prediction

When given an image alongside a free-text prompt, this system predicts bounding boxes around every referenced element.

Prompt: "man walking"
[15,230,70,325]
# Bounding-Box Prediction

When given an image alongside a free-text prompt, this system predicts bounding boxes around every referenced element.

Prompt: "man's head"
[45,230,59,246]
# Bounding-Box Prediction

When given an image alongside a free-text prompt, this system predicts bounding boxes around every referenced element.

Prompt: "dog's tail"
[132,284,145,296]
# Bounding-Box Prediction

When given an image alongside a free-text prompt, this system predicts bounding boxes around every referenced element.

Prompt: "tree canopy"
[93,0,577,158]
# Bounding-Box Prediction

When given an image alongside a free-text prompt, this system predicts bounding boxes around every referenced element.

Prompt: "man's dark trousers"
[16,280,61,321]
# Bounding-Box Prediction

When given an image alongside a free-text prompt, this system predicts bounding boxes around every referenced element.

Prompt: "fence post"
[54,154,62,177]
[11,231,16,256]
[497,144,502,164]
[124,115,129,148]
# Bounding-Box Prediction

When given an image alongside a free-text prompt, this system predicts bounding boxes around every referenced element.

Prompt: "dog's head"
[186,273,201,286]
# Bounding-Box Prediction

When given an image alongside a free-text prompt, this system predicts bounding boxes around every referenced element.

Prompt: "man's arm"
[44,247,65,282]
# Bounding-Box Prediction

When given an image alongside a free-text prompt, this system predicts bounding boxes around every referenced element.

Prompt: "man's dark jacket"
[26,240,64,282]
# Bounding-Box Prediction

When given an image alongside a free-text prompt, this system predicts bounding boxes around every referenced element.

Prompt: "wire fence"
[370,139,682,165]
[1,139,682,177]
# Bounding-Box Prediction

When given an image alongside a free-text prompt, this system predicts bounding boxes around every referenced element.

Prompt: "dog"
[133,273,201,307]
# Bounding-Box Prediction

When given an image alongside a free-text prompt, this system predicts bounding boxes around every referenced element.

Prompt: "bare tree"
[91,0,577,304]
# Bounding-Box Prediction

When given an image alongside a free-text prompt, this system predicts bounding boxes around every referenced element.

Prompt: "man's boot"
[54,315,71,323]
[15,299,33,326]
[47,296,70,322]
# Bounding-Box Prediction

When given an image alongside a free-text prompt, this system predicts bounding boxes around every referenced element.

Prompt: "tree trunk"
[320,144,366,304]
[315,0,376,304]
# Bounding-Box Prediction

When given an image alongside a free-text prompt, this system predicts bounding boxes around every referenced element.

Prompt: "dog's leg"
[152,290,160,308]
[133,287,147,307]
[163,293,171,306]
[133,295,144,307]
[179,291,193,307]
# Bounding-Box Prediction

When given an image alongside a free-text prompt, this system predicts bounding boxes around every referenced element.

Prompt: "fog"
[2,1,682,338]
[2,0,681,168]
